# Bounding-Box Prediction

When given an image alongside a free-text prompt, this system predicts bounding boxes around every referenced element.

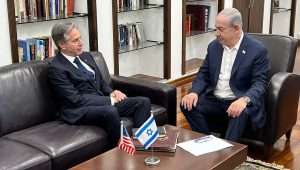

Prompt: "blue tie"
[74,57,94,80]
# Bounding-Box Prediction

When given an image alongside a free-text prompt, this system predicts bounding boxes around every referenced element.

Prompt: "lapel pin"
[242,50,246,54]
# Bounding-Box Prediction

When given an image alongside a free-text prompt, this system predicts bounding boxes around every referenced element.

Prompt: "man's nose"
[215,31,220,37]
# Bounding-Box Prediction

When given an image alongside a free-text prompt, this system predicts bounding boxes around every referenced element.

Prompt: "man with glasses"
[181,8,270,141]
[48,23,150,146]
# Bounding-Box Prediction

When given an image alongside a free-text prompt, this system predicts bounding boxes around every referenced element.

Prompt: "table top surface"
[71,125,247,170]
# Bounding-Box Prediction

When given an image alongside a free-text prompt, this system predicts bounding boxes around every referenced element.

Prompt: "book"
[132,126,179,153]
[186,4,210,32]
[135,22,146,44]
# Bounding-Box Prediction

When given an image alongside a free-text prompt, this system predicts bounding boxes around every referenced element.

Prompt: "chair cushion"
[4,121,110,170]
[151,104,167,125]
[0,138,51,170]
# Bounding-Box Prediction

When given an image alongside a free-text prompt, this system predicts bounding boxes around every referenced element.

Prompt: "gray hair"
[219,8,243,28]
[51,23,78,50]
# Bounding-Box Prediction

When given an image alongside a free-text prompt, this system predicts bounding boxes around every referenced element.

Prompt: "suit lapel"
[231,36,248,76]
[79,53,102,92]
[214,43,224,83]
[79,54,97,71]
[57,53,80,74]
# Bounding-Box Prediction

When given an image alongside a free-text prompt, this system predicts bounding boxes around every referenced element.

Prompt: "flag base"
[144,156,160,166]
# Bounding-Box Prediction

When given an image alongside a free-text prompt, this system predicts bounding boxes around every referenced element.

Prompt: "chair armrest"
[266,72,300,142]
[111,75,177,125]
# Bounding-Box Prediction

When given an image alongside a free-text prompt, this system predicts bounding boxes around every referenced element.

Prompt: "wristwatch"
[242,96,251,105]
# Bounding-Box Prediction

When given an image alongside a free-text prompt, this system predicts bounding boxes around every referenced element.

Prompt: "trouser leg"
[115,96,151,127]
[78,106,120,146]
[180,96,227,135]
[225,110,248,141]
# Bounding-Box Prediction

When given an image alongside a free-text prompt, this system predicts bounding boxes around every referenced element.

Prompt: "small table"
[70,125,247,170]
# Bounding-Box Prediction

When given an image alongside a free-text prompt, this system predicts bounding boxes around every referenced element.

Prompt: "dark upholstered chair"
[91,52,177,127]
[244,33,300,157]
[0,51,176,170]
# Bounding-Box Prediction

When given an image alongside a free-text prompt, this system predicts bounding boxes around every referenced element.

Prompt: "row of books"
[117,0,148,12]
[14,0,75,21]
[118,22,146,48]
[18,36,55,62]
[185,4,210,36]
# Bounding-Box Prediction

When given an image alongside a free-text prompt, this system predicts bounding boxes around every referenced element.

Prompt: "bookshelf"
[182,0,223,74]
[7,0,98,63]
[112,0,171,81]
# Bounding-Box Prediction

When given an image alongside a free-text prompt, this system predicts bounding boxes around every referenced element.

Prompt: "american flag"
[118,122,136,155]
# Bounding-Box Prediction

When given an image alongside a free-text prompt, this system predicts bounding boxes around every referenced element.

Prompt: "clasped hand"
[181,93,247,118]
[110,90,127,103]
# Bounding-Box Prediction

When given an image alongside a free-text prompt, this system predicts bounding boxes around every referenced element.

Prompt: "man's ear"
[59,41,66,50]
[234,24,242,32]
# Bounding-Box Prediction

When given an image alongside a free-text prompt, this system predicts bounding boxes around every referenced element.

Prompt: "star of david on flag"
[118,121,136,155]
[134,114,159,149]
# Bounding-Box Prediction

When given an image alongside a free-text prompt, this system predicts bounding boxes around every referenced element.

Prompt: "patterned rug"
[235,157,290,170]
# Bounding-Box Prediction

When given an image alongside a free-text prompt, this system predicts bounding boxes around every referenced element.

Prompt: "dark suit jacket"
[48,52,113,124]
[191,34,270,129]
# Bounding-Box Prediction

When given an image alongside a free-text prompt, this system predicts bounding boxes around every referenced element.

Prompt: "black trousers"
[180,95,248,141]
[78,96,151,146]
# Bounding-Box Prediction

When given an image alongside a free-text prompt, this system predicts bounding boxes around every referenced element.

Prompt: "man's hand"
[227,97,247,118]
[181,92,198,111]
[110,90,127,103]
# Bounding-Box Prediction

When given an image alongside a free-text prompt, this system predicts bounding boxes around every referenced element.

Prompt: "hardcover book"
[132,126,179,153]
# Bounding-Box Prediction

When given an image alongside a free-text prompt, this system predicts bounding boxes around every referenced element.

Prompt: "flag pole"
[144,141,160,166]
[144,112,160,166]
[120,120,123,138]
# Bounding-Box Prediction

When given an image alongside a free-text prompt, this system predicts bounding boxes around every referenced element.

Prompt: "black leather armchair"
[91,51,177,127]
[0,51,176,170]
[244,33,300,157]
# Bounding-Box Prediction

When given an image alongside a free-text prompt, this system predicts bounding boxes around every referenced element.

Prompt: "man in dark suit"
[181,8,270,141]
[48,23,150,145]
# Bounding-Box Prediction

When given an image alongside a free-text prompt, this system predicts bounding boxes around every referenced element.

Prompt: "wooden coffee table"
[70,125,247,170]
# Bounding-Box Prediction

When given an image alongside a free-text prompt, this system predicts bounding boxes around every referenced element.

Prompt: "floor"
[176,46,300,169]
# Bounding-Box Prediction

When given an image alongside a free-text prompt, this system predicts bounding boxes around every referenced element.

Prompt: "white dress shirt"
[214,33,244,99]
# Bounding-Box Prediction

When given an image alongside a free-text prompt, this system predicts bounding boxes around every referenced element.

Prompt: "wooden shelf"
[117,4,163,13]
[119,40,164,54]
[186,0,217,3]
[272,7,292,13]
[186,28,216,37]
[16,13,88,24]
[185,58,203,73]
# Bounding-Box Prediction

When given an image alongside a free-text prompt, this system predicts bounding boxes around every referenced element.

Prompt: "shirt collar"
[223,32,244,51]
[61,52,78,63]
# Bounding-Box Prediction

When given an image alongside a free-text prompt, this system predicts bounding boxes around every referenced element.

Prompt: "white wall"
[0,1,12,66]
[295,0,300,38]
[97,1,115,74]
[263,0,272,33]
[224,0,233,8]
[170,0,182,79]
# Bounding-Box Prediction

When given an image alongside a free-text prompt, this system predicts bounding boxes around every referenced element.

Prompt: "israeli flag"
[134,114,159,149]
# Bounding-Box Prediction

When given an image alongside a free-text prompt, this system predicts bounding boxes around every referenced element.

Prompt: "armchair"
[244,33,300,157]
[91,51,177,127]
